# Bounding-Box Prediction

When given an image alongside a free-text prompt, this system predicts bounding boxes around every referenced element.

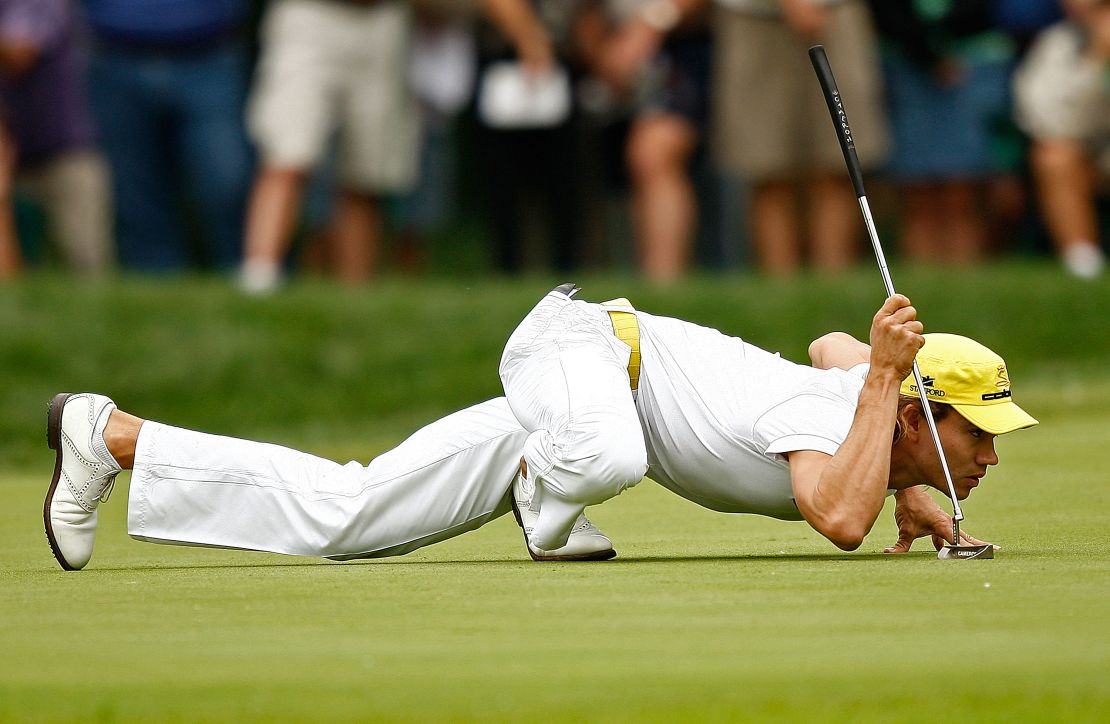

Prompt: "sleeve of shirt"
[756,391,858,458]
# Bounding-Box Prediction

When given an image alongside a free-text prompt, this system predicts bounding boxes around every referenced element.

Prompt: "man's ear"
[898,402,923,442]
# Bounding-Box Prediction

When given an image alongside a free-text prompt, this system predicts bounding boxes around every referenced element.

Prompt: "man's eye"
[969,429,982,439]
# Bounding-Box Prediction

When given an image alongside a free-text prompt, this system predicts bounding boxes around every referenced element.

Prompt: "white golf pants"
[127,398,528,559]
[498,286,648,550]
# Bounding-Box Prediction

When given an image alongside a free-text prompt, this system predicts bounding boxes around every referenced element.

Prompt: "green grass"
[2,264,1109,721]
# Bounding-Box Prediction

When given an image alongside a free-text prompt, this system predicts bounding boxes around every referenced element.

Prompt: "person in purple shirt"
[0,0,113,275]
[83,0,252,272]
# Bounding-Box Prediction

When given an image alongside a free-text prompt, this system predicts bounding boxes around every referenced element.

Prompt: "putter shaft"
[859,197,964,524]
[811,44,966,532]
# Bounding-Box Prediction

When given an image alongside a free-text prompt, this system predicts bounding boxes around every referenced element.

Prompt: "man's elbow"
[807,335,830,366]
[823,519,869,551]
[830,532,865,552]
[808,332,851,368]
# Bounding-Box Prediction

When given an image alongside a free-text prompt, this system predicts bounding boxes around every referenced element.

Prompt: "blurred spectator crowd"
[0,0,1107,286]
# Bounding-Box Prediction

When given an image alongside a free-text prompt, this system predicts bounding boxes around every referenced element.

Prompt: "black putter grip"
[808,45,866,198]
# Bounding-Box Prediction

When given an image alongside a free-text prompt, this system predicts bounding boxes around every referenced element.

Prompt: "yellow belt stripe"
[606,307,641,391]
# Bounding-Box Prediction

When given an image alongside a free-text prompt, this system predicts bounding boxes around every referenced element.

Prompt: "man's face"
[925,411,1000,500]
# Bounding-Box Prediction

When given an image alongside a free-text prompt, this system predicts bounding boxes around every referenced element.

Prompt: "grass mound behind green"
[1,262,1106,466]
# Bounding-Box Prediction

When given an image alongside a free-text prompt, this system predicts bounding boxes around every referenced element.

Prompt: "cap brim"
[951,400,1039,435]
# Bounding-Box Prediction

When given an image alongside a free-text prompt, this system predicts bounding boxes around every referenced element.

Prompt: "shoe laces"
[91,471,117,503]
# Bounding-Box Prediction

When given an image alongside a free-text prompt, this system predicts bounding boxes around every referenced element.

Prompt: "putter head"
[937,544,995,560]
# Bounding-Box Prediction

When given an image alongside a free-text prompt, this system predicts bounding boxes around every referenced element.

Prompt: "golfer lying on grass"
[44,285,1037,570]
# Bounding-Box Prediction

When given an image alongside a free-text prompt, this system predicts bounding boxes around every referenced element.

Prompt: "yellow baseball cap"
[899,333,1038,435]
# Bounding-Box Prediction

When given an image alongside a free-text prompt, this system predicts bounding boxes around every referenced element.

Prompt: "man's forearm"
[792,294,923,550]
[809,369,901,548]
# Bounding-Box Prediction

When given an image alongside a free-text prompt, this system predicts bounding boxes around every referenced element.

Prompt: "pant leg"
[88,50,188,271]
[499,288,648,550]
[127,398,527,560]
[174,46,253,270]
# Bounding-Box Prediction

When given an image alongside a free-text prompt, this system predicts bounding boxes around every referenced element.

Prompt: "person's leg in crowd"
[626,112,698,283]
[752,179,801,275]
[0,205,18,277]
[937,179,988,263]
[807,173,860,271]
[329,189,382,283]
[899,183,940,262]
[1029,138,1105,278]
[0,126,20,278]
[22,150,114,275]
[0,215,17,276]
[900,180,986,264]
[241,166,308,291]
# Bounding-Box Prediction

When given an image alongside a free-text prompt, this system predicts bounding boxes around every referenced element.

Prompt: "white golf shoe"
[510,468,616,561]
[44,393,121,571]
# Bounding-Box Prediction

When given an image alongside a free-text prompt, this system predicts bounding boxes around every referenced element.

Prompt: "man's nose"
[979,438,999,467]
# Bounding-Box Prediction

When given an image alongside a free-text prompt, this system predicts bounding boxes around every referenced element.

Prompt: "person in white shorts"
[1012,0,1110,279]
[238,0,417,291]
[239,0,554,291]
[43,284,1037,571]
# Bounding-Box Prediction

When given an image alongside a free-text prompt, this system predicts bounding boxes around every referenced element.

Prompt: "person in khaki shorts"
[1012,0,1110,280]
[713,0,887,274]
[240,0,420,291]
[240,0,554,292]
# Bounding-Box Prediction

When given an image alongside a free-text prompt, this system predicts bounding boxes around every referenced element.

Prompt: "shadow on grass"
[619,553,913,562]
[72,551,929,572]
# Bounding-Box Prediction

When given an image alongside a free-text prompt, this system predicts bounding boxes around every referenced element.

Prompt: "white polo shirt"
[634,311,868,520]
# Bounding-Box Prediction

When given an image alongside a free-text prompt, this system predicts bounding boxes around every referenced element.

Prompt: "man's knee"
[1033,140,1089,179]
[569,427,648,501]
[626,116,696,180]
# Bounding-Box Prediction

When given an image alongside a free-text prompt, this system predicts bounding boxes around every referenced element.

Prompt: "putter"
[808,45,992,560]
